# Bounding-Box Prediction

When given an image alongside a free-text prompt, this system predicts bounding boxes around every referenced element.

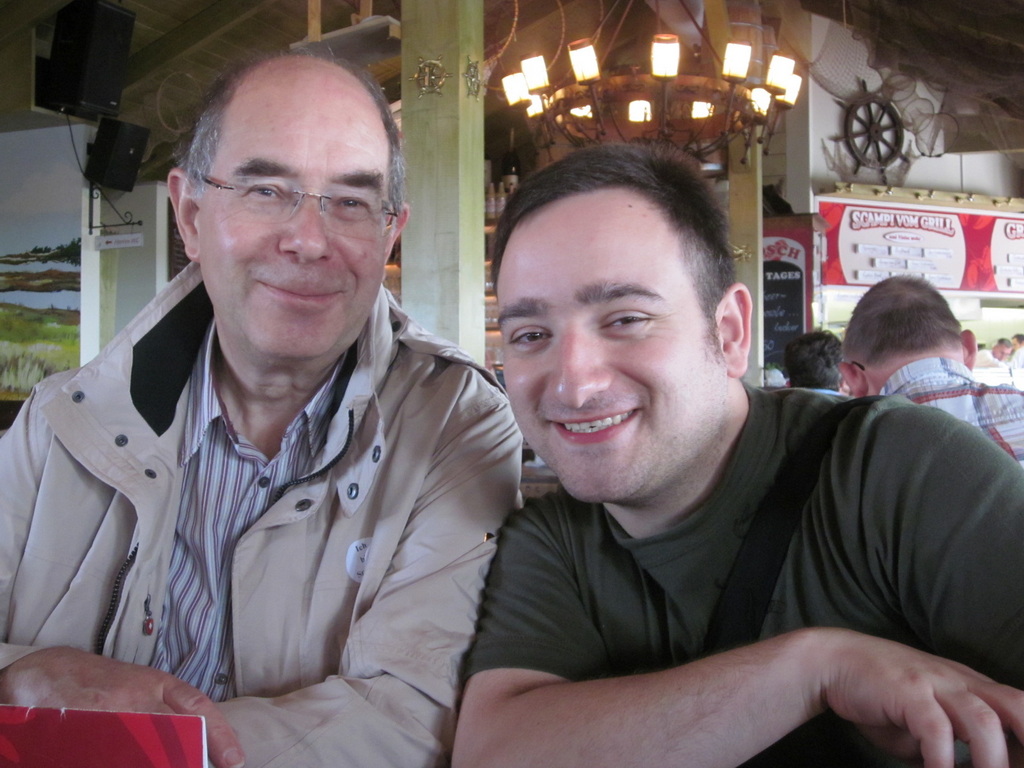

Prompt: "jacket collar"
[124,263,499,437]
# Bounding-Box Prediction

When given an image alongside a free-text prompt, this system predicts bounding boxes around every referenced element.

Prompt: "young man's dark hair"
[491,142,735,324]
[784,330,843,391]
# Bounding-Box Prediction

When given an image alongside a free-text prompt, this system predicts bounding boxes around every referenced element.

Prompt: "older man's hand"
[0,647,245,768]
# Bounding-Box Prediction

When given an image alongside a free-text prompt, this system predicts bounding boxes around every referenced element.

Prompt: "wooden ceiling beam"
[124,0,278,88]
[704,0,731,62]
[0,0,71,50]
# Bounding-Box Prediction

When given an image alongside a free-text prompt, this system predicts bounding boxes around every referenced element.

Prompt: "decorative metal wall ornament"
[463,57,482,99]
[412,56,449,97]
[731,244,754,263]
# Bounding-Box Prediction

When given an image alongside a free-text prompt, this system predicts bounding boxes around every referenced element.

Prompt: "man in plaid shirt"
[841,275,1024,467]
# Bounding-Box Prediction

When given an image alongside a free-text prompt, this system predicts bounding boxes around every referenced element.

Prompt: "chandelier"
[499,9,802,164]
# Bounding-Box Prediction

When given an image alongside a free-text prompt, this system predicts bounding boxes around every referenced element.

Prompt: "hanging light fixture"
[499,5,803,164]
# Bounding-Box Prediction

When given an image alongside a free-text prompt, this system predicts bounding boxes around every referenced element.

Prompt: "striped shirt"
[882,357,1024,468]
[151,324,341,700]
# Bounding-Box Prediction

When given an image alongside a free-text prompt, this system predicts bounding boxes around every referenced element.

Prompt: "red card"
[0,705,206,768]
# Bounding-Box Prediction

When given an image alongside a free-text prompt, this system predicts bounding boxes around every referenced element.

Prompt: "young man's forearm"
[453,628,1024,768]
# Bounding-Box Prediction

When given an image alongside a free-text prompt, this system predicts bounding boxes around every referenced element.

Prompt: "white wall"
[81,173,167,359]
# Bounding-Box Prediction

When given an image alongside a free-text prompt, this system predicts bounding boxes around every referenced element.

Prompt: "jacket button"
[295,498,313,512]
[71,391,85,403]
[115,434,128,447]
[347,483,359,499]
[371,445,381,462]
[144,469,157,479]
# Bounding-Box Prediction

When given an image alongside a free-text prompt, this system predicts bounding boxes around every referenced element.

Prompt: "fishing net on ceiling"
[805,0,1024,156]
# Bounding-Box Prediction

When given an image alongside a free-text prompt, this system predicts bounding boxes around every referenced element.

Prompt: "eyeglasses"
[202,176,397,239]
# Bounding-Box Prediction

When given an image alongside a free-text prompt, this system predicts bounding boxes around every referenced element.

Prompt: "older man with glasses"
[0,51,521,768]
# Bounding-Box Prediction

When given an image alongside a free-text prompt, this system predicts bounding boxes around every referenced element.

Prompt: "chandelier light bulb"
[778,73,802,107]
[521,54,550,92]
[751,87,773,117]
[525,94,545,117]
[628,100,653,123]
[650,34,681,79]
[569,39,601,84]
[501,72,531,106]
[722,42,752,82]
[765,54,796,94]
[692,101,714,119]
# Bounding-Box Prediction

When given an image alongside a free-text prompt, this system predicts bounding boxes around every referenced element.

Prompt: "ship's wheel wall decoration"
[842,89,906,173]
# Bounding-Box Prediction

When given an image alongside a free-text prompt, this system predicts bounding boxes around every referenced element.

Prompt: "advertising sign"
[819,198,1024,294]
[762,216,817,368]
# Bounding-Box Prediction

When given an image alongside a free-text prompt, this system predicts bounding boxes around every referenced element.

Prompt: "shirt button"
[258,476,271,488]
[371,445,382,462]
[114,434,129,447]
[214,673,229,686]
[144,468,157,479]
[347,483,359,499]
[71,391,85,403]
[295,498,313,512]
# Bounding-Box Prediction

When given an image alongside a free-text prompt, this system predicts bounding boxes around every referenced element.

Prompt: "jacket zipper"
[93,543,139,654]
[272,408,355,504]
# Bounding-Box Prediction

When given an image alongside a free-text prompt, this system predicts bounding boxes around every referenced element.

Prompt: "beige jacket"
[0,263,522,767]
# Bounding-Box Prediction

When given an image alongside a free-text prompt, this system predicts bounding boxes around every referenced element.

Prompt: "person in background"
[1010,333,1024,369]
[0,50,521,768]
[841,275,1024,467]
[783,330,847,395]
[975,338,1013,368]
[452,143,1024,768]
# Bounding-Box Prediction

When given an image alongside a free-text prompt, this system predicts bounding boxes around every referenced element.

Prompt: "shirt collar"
[882,356,973,395]
[179,323,344,465]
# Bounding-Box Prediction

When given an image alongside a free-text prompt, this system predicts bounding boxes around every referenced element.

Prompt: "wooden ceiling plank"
[0,0,72,50]
[125,0,279,87]
[704,0,731,63]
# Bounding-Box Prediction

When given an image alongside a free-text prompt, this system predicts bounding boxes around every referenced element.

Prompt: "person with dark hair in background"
[0,50,521,768]
[453,142,1024,768]
[784,330,846,395]
[842,275,1024,467]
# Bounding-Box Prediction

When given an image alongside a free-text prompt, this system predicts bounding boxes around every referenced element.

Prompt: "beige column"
[707,0,765,386]
[399,0,486,362]
[728,139,765,386]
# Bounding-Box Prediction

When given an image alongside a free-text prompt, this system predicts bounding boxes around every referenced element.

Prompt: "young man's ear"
[717,283,753,379]
[167,168,202,263]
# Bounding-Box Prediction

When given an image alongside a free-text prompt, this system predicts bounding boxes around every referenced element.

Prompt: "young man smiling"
[0,52,521,768]
[453,143,1024,768]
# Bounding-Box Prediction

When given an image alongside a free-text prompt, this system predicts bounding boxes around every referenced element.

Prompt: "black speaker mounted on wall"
[85,117,150,192]
[40,0,136,119]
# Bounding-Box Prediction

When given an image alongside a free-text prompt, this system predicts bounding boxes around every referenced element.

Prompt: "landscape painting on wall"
[0,124,87,428]
[0,238,81,399]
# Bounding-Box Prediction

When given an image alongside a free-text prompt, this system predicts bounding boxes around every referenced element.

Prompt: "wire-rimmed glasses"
[202,176,397,240]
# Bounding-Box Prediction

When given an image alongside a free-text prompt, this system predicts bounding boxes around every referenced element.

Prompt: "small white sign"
[93,232,144,250]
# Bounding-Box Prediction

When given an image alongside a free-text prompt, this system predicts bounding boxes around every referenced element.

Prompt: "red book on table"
[0,704,207,768]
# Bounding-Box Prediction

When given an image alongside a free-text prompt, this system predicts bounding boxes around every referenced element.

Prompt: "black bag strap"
[703,395,883,653]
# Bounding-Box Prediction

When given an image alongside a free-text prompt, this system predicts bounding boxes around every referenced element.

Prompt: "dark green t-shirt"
[466,387,1024,763]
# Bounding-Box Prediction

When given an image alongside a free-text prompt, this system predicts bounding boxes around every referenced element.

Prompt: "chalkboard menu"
[762,259,806,368]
